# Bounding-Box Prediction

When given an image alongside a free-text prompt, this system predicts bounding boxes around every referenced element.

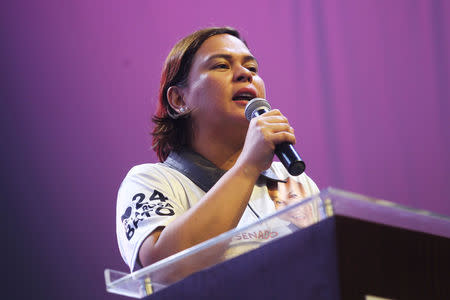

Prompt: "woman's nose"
[234,66,253,83]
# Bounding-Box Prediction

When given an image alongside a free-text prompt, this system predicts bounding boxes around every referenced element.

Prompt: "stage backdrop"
[1,1,449,299]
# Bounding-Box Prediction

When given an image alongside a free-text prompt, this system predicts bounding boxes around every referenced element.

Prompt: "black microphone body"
[245,98,305,176]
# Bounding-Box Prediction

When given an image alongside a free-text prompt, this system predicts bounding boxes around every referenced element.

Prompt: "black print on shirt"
[121,189,175,240]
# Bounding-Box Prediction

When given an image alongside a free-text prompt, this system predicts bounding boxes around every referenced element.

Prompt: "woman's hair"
[151,26,246,161]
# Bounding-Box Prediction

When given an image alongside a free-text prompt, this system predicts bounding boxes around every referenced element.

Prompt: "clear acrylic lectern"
[104,188,450,299]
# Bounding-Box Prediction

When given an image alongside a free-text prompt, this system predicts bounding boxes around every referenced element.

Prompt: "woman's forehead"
[195,34,252,62]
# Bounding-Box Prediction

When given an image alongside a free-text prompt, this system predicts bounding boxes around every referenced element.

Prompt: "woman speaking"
[116,27,319,272]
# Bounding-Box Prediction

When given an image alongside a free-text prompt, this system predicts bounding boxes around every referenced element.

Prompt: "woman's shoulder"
[117,161,204,215]
[124,162,184,180]
[126,162,167,175]
[121,162,202,192]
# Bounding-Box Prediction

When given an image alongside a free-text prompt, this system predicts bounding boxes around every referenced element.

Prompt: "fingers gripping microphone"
[245,98,305,176]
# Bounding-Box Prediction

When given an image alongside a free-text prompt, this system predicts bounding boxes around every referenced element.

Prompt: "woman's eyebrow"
[205,53,258,64]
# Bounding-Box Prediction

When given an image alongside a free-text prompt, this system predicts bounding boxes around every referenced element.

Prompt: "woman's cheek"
[255,77,266,97]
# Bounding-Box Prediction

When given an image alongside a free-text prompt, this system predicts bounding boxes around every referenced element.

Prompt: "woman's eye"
[213,63,229,69]
[246,66,258,73]
[288,192,299,199]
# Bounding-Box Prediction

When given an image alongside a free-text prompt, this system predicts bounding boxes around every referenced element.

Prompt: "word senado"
[234,230,278,240]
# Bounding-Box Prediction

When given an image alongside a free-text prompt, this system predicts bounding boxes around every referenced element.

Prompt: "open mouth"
[232,92,256,101]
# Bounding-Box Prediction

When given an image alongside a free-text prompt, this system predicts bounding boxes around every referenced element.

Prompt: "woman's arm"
[139,109,296,266]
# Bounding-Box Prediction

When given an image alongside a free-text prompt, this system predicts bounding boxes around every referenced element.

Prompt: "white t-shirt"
[116,151,319,271]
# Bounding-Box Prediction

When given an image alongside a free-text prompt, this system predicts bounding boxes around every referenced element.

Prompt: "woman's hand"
[236,109,296,176]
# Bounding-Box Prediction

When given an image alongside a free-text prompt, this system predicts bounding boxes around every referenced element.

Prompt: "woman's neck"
[191,130,245,171]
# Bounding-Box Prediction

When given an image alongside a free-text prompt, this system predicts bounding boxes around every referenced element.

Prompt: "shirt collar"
[163,149,286,192]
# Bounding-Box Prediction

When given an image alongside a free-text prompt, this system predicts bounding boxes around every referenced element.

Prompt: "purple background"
[2,1,449,299]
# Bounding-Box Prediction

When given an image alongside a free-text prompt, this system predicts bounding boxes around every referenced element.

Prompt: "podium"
[105,188,450,300]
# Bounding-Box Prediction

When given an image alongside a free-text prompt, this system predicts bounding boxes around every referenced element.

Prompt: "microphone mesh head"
[244,98,271,121]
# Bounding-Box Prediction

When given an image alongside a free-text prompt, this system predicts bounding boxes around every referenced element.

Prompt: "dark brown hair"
[151,27,246,161]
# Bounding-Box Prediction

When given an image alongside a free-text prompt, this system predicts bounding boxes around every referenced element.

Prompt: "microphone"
[245,98,305,176]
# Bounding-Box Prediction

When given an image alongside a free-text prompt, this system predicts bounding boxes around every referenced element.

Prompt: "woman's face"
[274,178,315,228]
[181,34,266,136]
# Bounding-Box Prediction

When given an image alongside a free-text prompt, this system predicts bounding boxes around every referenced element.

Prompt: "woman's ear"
[167,86,187,113]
